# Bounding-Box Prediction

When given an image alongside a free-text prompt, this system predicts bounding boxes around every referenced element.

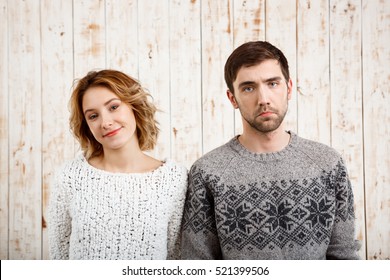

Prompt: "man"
[181,41,360,259]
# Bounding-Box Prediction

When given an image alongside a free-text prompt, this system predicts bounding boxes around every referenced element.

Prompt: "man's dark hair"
[224,41,290,93]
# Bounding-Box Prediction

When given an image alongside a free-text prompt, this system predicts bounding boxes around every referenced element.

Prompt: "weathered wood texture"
[73,0,106,78]
[1,0,389,260]
[330,0,366,259]
[169,0,202,167]
[362,0,390,260]
[0,0,9,261]
[8,0,42,259]
[201,0,235,154]
[137,0,171,160]
[40,0,75,260]
[297,0,331,145]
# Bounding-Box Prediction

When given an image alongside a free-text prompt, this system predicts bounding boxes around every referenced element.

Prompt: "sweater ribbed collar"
[79,155,171,177]
[229,131,299,162]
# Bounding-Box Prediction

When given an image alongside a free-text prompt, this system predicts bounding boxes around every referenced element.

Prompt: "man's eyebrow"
[237,76,283,88]
[238,81,256,88]
[263,76,283,83]
[83,98,120,115]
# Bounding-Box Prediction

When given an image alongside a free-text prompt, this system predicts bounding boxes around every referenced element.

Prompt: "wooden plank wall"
[0,0,389,260]
[362,0,390,260]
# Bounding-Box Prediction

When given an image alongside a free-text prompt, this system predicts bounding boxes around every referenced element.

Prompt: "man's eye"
[269,82,278,87]
[243,87,254,92]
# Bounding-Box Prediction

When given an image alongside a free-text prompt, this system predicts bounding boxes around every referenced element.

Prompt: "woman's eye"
[110,104,119,111]
[88,114,97,120]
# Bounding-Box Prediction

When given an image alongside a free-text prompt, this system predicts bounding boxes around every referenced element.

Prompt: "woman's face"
[82,86,138,153]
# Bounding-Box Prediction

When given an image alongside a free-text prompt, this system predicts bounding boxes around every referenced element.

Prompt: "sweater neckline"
[229,131,298,162]
[79,155,170,177]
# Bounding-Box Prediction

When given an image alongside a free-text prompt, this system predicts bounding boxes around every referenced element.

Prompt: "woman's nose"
[101,113,113,129]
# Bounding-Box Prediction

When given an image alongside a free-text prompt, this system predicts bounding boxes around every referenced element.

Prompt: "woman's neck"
[89,146,162,173]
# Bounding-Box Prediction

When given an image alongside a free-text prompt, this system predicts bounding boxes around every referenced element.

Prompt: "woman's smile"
[103,127,122,137]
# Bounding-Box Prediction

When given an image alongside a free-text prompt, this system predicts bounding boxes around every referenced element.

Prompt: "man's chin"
[250,121,283,133]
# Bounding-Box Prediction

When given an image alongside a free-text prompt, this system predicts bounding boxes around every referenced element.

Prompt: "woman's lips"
[103,127,122,137]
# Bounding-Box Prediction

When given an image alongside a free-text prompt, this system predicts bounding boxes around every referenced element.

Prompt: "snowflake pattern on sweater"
[181,132,360,259]
[49,155,187,260]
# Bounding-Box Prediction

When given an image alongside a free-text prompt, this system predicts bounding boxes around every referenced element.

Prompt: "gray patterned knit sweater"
[49,155,187,260]
[181,132,360,259]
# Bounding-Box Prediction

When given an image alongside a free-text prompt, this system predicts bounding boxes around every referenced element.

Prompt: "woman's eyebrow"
[83,98,121,115]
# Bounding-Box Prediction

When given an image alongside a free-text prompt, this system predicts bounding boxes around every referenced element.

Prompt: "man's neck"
[238,127,291,154]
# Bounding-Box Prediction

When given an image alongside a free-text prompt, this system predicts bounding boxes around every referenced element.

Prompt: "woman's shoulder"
[160,159,188,188]
[55,154,87,177]
[159,160,188,201]
[162,159,188,175]
[62,153,86,168]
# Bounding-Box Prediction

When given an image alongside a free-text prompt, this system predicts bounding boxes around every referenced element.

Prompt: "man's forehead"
[234,60,283,83]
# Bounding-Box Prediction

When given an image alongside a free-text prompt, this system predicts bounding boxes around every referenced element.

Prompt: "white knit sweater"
[49,155,188,260]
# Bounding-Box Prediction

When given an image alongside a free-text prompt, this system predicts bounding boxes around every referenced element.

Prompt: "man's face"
[227,59,292,134]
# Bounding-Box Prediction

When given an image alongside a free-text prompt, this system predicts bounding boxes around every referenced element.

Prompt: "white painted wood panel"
[362,0,390,260]
[169,0,202,168]
[201,0,235,154]
[73,0,106,79]
[8,0,42,259]
[297,0,331,145]
[330,0,366,259]
[106,0,138,77]
[137,0,171,161]
[40,0,74,260]
[0,0,9,260]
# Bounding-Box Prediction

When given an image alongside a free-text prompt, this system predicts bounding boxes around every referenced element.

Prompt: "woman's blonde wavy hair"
[69,69,159,159]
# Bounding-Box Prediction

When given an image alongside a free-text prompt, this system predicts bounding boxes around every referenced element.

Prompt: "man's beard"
[240,104,288,133]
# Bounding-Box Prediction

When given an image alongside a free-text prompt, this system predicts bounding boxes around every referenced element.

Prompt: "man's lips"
[103,127,122,137]
[259,111,274,117]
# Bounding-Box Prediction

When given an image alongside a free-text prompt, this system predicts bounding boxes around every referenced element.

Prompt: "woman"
[49,70,187,259]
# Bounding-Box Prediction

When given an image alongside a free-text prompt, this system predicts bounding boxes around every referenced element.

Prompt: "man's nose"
[257,88,270,106]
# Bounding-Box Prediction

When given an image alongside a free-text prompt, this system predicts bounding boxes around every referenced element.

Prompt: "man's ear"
[287,79,293,100]
[227,90,239,109]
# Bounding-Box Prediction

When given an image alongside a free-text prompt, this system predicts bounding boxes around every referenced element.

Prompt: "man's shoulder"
[191,138,237,174]
[297,135,340,156]
[294,134,343,169]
